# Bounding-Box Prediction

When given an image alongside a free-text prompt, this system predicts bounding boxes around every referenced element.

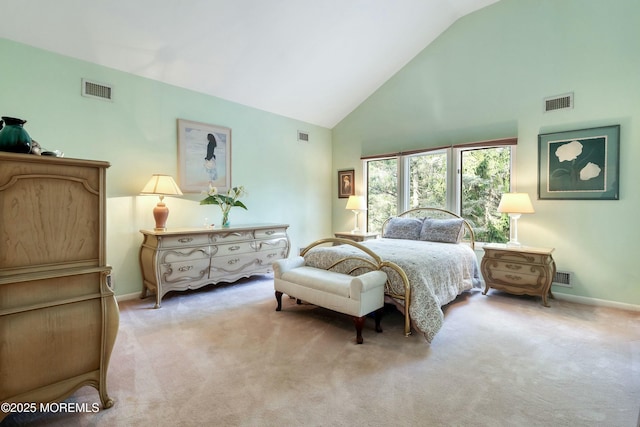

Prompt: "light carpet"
[2,275,639,427]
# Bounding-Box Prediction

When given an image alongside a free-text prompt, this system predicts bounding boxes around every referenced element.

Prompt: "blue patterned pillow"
[383,217,423,240]
[419,218,464,243]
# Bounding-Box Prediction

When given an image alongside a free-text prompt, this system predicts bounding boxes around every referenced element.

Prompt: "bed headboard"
[381,207,475,249]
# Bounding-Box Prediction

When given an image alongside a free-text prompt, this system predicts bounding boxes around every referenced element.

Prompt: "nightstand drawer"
[484,249,551,265]
[485,265,540,287]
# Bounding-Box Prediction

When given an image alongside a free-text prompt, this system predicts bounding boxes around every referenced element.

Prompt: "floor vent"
[553,270,573,287]
[544,92,573,112]
[297,130,309,142]
[82,79,113,101]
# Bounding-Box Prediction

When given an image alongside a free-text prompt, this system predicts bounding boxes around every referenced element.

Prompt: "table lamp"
[345,195,367,233]
[497,192,535,246]
[140,174,183,230]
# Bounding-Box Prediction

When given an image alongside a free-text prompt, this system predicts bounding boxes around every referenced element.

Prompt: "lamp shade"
[140,174,183,196]
[497,193,534,214]
[345,195,367,211]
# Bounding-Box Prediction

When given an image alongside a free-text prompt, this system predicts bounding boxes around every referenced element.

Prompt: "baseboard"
[116,292,143,303]
[114,289,640,312]
[554,292,640,312]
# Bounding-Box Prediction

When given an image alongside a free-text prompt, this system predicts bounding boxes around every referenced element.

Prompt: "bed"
[301,208,483,342]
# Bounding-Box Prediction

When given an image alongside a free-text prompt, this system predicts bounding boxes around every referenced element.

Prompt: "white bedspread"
[303,238,483,342]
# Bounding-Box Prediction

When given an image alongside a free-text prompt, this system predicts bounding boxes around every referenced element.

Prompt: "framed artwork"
[538,125,620,200]
[338,169,355,198]
[177,119,232,193]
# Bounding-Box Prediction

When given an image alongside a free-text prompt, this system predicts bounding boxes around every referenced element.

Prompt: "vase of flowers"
[200,184,247,227]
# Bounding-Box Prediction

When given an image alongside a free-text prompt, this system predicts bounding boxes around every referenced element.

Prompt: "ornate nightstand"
[481,243,556,307]
[334,231,379,243]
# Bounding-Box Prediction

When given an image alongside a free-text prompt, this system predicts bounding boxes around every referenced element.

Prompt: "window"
[459,146,511,243]
[364,140,514,243]
[366,157,398,233]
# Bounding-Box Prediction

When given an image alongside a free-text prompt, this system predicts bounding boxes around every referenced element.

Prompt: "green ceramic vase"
[0,116,32,153]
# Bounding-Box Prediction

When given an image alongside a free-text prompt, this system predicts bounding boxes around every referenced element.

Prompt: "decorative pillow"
[383,217,423,240]
[419,218,464,244]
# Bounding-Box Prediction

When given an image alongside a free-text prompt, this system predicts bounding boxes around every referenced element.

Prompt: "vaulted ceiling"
[0,0,499,128]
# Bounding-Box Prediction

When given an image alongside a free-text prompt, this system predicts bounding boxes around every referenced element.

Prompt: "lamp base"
[351,210,360,233]
[507,213,522,247]
[153,202,169,231]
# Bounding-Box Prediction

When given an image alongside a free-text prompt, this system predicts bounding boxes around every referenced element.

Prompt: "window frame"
[362,138,516,243]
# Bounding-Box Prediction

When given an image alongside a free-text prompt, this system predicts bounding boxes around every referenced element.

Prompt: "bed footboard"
[301,238,412,337]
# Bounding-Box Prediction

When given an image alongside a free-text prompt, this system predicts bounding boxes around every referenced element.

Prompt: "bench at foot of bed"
[273,256,387,344]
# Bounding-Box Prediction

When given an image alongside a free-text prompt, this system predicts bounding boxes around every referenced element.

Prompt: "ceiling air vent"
[297,130,309,142]
[544,92,573,112]
[82,78,113,101]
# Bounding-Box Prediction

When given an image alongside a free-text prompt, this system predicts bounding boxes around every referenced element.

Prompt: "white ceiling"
[0,0,498,128]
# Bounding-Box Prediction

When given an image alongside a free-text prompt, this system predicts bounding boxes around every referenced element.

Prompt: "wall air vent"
[544,92,573,112]
[297,130,309,142]
[82,78,113,101]
[553,270,573,287]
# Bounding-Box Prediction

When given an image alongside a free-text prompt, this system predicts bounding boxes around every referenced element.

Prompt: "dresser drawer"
[161,258,210,283]
[254,237,289,252]
[210,253,259,274]
[210,230,254,243]
[160,234,211,248]
[256,248,287,267]
[212,241,255,256]
[255,227,288,239]
[159,247,210,263]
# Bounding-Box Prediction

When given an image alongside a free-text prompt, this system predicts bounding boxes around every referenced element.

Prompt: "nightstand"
[334,231,379,243]
[481,243,556,307]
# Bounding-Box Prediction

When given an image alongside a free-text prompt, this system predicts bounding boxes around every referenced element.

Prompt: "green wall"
[0,38,333,298]
[332,0,640,307]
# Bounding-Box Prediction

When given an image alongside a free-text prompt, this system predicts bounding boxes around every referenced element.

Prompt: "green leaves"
[199,186,248,210]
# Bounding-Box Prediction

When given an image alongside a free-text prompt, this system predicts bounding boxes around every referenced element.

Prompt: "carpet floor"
[2,275,639,427]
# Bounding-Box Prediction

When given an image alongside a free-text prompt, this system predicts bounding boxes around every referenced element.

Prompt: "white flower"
[555,140,583,162]
[580,162,601,181]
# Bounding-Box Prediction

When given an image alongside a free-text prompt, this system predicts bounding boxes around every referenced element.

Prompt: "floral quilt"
[303,238,483,342]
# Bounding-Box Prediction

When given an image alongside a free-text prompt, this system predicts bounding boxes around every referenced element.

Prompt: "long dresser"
[139,224,290,307]
[0,152,119,421]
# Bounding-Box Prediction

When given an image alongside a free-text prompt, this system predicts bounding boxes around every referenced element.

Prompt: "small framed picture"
[177,119,232,193]
[538,125,620,200]
[338,169,355,199]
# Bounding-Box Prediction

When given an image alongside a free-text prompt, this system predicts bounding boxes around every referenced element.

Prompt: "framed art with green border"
[538,125,620,200]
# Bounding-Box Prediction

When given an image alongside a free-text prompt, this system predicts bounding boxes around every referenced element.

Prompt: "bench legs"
[353,308,384,344]
[275,291,384,344]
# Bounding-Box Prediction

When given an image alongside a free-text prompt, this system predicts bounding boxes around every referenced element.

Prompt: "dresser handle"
[505,263,522,270]
[266,230,275,235]
[505,274,522,281]
[228,258,240,265]
[178,265,194,272]
[178,237,193,243]
[228,245,241,251]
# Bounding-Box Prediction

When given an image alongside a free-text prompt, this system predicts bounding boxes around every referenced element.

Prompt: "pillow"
[419,218,464,244]
[383,217,423,240]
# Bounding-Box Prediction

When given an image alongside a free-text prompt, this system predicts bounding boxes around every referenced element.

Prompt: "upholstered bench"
[273,256,387,344]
